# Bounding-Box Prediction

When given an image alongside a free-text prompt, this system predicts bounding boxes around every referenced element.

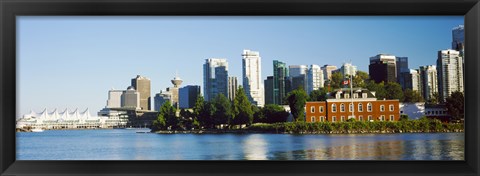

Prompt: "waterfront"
[16,129,464,160]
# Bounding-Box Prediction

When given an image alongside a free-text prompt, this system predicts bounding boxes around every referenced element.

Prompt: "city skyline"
[18,16,463,116]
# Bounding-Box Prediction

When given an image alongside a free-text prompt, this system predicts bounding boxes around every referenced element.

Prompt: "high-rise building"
[106,89,123,108]
[131,75,151,110]
[409,69,421,93]
[452,25,464,53]
[264,76,274,105]
[396,57,409,90]
[273,60,289,105]
[179,85,201,109]
[369,54,397,83]
[321,65,338,81]
[228,76,238,101]
[437,49,464,101]
[121,86,141,109]
[203,58,229,101]
[338,62,357,77]
[289,65,308,92]
[419,65,438,101]
[242,49,264,107]
[169,73,183,109]
[307,64,324,95]
[154,91,171,111]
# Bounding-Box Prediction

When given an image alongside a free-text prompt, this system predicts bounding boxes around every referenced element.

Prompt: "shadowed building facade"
[369,54,397,83]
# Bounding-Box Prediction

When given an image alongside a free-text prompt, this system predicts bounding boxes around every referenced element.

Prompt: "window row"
[330,103,395,113]
[310,115,396,122]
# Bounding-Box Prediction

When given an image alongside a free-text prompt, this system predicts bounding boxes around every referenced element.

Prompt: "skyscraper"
[307,64,324,95]
[264,76,274,105]
[203,58,229,101]
[131,75,151,110]
[289,65,308,92]
[437,49,464,101]
[396,57,409,90]
[242,49,264,107]
[321,65,338,81]
[338,62,357,77]
[121,86,141,110]
[179,85,201,109]
[273,60,288,105]
[419,65,438,101]
[409,69,421,93]
[369,54,397,83]
[228,76,238,101]
[452,25,464,53]
[106,89,123,108]
[154,91,171,111]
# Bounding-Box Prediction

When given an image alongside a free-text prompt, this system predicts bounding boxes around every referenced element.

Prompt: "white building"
[17,108,127,129]
[228,76,238,101]
[106,89,123,108]
[338,62,357,77]
[410,69,421,92]
[242,49,264,107]
[307,64,324,95]
[203,58,229,101]
[437,49,464,101]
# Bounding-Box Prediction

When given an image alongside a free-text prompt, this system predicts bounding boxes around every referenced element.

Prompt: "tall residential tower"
[242,49,264,107]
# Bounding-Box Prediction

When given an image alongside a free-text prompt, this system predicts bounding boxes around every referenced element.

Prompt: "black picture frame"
[1,0,479,175]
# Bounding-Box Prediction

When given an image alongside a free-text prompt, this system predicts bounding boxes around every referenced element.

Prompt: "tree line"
[152,87,290,131]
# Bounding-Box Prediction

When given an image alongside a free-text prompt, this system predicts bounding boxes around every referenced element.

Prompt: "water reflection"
[17,130,464,160]
[242,134,268,160]
[270,138,463,160]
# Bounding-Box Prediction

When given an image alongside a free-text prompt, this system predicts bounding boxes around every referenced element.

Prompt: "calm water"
[16,129,464,160]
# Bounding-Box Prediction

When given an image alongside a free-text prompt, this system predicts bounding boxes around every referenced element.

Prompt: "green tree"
[309,88,327,101]
[428,92,441,104]
[153,101,178,130]
[366,80,386,100]
[213,93,231,128]
[261,104,290,123]
[330,72,344,89]
[353,71,369,88]
[231,87,253,128]
[192,94,215,129]
[446,91,464,121]
[286,87,308,122]
[403,89,424,103]
[384,82,404,100]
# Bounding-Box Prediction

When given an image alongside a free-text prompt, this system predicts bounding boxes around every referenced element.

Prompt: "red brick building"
[305,88,400,122]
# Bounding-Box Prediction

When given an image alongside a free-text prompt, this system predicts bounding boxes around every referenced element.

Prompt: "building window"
[332,104,337,112]
[389,115,394,121]
[380,105,385,112]
[336,93,341,99]
[332,116,336,122]
[358,103,363,112]
[320,116,325,122]
[362,93,367,98]
[367,103,372,112]
[359,115,363,121]
[389,105,394,111]
[311,106,315,113]
[380,115,385,121]
[353,93,358,99]
[345,94,350,99]
[340,103,345,112]
[320,106,324,113]
[311,116,316,122]
[349,103,354,112]
[368,115,373,121]
[341,116,345,122]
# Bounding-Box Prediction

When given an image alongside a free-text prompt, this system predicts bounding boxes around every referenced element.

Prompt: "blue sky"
[17,16,463,116]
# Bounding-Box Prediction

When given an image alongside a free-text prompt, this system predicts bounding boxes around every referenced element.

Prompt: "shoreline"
[153,129,464,134]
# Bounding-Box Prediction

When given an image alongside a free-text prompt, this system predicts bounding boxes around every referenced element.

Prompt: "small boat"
[31,128,44,132]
